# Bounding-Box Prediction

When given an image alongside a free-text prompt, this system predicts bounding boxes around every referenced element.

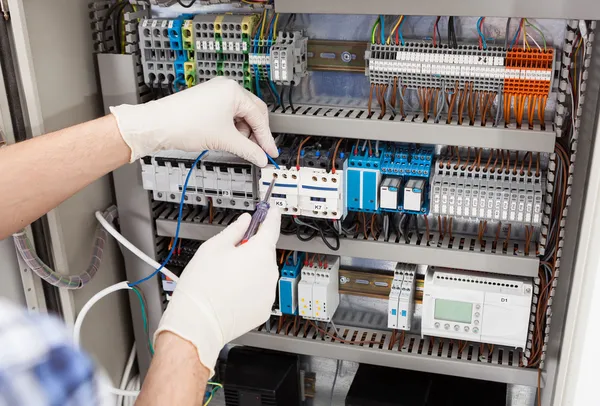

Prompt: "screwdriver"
[239,176,276,245]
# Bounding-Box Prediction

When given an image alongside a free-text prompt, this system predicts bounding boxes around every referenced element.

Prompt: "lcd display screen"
[434,299,473,324]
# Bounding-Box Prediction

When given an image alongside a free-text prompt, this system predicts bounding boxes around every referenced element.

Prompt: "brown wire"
[468,148,480,171]
[484,149,494,172]
[390,77,398,109]
[209,197,214,224]
[308,321,381,345]
[362,212,368,239]
[424,214,430,244]
[520,151,531,175]
[536,152,541,177]
[453,146,461,169]
[446,81,459,124]
[438,215,444,239]
[370,214,377,240]
[332,138,344,174]
[503,224,512,250]
[448,217,453,240]
[461,147,471,170]
[495,222,502,245]
[513,151,519,175]
[296,136,312,169]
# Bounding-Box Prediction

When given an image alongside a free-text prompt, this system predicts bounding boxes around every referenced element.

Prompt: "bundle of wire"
[12,206,118,289]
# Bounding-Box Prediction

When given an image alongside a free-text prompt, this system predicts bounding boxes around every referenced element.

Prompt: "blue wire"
[267,153,280,169]
[268,14,276,41]
[477,17,487,49]
[128,151,208,287]
[398,17,406,46]
[253,29,262,99]
[268,80,281,106]
[509,22,520,49]
[379,15,385,44]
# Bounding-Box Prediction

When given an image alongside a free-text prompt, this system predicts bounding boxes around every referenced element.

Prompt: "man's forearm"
[0,115,130,239]
[136,332,209,406]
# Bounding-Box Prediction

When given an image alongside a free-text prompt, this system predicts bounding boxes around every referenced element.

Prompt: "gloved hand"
[110,77,277,167]
[154,207,281,376]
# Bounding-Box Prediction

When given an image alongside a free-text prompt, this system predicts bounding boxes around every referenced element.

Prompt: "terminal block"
[270,31,308,86]
[193,14,259,88]
[278,252,306,316]
[387,263,417,331]
[365,42,554,95]
[430,156,544,225]
[139,19,177,88]
[140,151,258,211]
[249,39,273,81]
[298,256,340,322]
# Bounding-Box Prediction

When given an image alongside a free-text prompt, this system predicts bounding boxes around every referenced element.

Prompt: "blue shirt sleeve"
[0,299,107,406]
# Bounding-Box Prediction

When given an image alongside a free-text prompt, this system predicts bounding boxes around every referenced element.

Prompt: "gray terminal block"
[270,31,308,86]
[193,14,219,53]
[222,54,247,87]
[139,19,176,87]
[365,42,507,92]
[196,52,220,84]
[429,157,545,227]
[220,15,248,54]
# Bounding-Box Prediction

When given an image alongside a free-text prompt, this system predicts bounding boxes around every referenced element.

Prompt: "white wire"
[118,344,137,406]
[73,281,141,398]
[526,33,542,51]
[124,376,141,406]
[95,211,179,282]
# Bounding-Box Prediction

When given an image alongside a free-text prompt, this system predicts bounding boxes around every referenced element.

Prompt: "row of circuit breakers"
[162,256,531,349]
[141,145,545,226]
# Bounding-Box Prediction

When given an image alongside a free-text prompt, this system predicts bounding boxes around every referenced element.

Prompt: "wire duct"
[12,206,118,289]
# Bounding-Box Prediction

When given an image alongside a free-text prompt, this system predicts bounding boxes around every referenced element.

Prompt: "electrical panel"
[298,256,340,321]
[94,6,594,402]
[422,267,533,349]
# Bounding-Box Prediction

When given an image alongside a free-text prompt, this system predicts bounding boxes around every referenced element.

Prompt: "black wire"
[434,16,441,47]
[317,221,340,251]
[504,18,512,50]
[296,224,318,241]
[288,82,296,113]
[266,82,280,112]
[448,16,458,48]
[101,1,127,52]
[177,0,198,7]
[280,86,287,113]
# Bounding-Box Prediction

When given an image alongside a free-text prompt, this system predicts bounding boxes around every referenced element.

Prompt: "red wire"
[479,17,485,49]
[433,20,437,47]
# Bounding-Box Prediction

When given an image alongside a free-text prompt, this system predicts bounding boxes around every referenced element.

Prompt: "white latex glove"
[154,207,281,376]
[110,77,277,167]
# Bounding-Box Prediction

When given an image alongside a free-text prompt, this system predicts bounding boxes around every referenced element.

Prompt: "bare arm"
[136,332,209,406]
[0,115,129,239]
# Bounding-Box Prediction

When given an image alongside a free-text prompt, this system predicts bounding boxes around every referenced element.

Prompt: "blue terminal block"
[278,252,305,315]
[346,146,385,213]
[168,19,184,50]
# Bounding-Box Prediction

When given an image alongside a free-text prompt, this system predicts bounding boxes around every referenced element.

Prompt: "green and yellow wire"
[371,18,379,44]
[524,19,547,50]
[204,382,224,406]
